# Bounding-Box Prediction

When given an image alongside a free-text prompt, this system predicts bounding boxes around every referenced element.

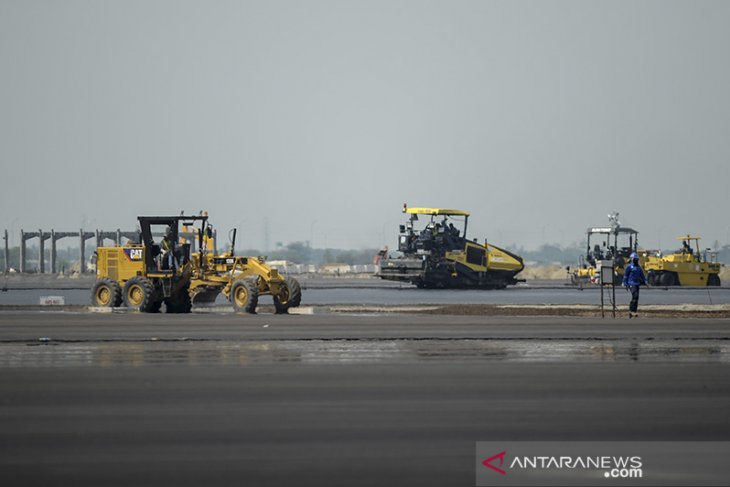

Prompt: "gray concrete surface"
[1,313,729,486]
[2,284,730,307]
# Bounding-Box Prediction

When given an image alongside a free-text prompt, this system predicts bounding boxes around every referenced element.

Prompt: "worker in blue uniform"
[622,252,647,318]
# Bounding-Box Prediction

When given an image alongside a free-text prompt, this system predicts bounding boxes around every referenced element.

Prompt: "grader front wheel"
[231,279,259,314]
[273,277,302,314]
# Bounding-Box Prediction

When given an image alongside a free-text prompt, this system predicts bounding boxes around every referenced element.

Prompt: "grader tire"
[123,276,158,312]
[231,278,259,314]
[708,274,721,287]
[91,278,122,307]
[286,277,302,307]
[273,277,303,314]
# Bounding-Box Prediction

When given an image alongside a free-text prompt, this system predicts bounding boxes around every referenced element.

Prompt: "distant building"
[320,263,351,275]
[267,260,305,274]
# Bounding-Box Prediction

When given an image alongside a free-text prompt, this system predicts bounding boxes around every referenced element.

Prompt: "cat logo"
[124,248,144,261]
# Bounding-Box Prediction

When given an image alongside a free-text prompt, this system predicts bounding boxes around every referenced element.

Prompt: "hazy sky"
[1,0,729,251]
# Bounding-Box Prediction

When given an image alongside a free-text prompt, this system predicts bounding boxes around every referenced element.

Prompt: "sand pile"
[719,266,730,282]
[519,265,570,280]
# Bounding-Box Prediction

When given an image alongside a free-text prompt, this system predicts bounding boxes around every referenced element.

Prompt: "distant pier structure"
[3,227,216,274]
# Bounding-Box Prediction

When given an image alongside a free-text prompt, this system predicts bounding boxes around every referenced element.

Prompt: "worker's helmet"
[630,252,639,260]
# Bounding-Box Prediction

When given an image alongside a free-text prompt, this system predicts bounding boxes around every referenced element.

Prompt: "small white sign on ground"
[40,296,65,306]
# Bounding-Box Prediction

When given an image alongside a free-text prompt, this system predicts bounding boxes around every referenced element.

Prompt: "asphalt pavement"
[1,312,729,486]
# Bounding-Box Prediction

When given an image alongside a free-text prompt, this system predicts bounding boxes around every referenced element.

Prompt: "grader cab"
[91,215,202,313]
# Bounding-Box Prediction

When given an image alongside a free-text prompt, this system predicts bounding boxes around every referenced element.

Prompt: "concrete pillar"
[51,230,57,274]
[3,229,8,273]
[39,229,45,273]
[20,230,26,273]
[79,229,86,274]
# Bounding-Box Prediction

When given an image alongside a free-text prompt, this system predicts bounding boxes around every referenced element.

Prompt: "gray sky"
[2,0,729,251]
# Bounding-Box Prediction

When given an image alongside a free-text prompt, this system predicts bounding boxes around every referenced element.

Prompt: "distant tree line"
[504,243,585,266]
[239,242,379,266]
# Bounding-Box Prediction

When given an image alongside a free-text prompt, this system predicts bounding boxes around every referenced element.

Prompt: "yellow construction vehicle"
[91,215,301,313]
[569,212,645,285]
[377,205,524,289]
[644,235,722,286]
[188,227,302,313]
[91,215,201,312]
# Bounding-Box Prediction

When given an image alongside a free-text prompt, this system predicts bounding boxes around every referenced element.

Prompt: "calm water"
[1,339,726,368]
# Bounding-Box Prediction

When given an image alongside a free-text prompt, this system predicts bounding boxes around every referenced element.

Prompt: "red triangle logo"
[482,450,507,475]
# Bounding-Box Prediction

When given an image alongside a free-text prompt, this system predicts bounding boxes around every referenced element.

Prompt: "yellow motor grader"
[91,215,301,314]
[188,227,302,313]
